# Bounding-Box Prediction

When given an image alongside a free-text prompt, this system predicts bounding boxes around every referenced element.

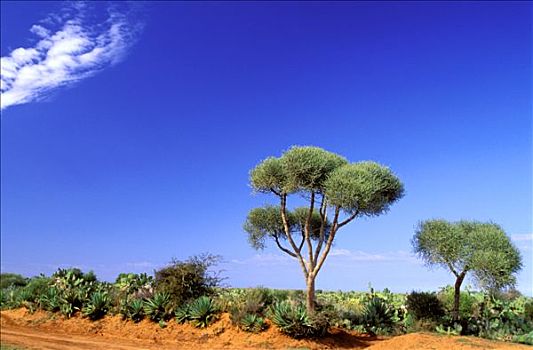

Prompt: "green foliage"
[154,254,222,308]
[0,273,28,289]
[438,286,478,320]
[38,287,61,312]
[120,298,145,322]
[361,297,395,335]
[244,206,330,250]
[144,292,172,322]
[240,313,267,333]
[114,273,153,297]
[324,162,404,216]
[269,301,328,338]
[188,296,219,328]
[406,291,445,321]
[83,291,110,320]
[175,303,192,323]
[413,220,522,291]
[513,331,533,345]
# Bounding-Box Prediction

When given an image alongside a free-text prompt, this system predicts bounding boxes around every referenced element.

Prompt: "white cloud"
[512,234,533,242]
[1,3,143,110]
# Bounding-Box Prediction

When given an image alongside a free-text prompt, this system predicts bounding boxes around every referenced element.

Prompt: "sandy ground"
[1,309,530,350]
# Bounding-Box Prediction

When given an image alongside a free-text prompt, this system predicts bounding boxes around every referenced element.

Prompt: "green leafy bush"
[144,292,172,322]
[188,296,219,328]
[240,313,267,333]
[269,301,328,338]
[154,254,223,308]
[406,291,445,321]
[361,297,395,335]
[83,291,110,320]
[0,273,28,289]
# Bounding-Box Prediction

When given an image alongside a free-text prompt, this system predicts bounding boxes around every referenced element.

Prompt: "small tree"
[412,220,522,320]
[245,146,404,313]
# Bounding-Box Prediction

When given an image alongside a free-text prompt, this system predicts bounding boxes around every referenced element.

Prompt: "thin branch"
[274,235,297,258]
[280,194,309,277]
[314,194,327,264]
[313,206,340,275]
[337,210,359,228]
[304,192,316,267]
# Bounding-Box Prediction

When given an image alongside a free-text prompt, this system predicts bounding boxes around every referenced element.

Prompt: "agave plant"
[38,287,61,312]
[188,296,219,328]
[175,303,192,324]
[269,301,312,338]
[126,298,145,322]
[144,292,171,322]
[361,297,395,335]
[83,291,110,320]
[240,313,267,333]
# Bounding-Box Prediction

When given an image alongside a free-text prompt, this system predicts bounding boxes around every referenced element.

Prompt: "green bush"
[406,291,445,321]
[154,254,222,308]
[361,297,395,335]
[269,301,328,338]
[83,291,110,320]
[144,292,172,322]
[240,313,267,333]
[0,273,28,289]
[188,296,219,328]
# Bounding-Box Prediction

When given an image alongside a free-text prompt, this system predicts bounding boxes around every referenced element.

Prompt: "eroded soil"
[1,309,530,350]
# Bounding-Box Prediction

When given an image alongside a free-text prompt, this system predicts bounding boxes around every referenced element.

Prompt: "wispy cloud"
[512,234,533,242]
[1,2,143,110]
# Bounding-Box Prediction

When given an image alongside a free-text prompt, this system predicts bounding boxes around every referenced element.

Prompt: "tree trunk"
[306,275,316,314]
[453,272,466,321]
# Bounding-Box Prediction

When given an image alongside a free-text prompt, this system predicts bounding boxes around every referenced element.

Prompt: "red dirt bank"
[1,309,530,349]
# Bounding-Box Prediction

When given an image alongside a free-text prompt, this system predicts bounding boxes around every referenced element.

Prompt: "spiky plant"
[38,287,61,312]
[144,292,171,322]
[175,303,192,324]
[240,313,267,333]
[269,301,313,338]
[188,296,219,328]
[361,297,395,335]
[127,299,145,322]
[83,291,110,320]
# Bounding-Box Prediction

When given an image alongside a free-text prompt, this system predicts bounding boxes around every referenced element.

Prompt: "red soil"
[1,309,530,349]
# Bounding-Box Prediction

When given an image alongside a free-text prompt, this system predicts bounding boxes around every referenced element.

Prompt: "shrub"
[188,296,219,328]
[175,303,192,323]
[240,313,267,333]
[361,297,395,335]
[0,273,28,289]
[126,299,145,322]
[154,254,223,308]
[438,286,478,320]
[406,291,445,321]
[83,291,110,320]
[269,301,328,338]
[38,287,61,312]
[144,292,172,322]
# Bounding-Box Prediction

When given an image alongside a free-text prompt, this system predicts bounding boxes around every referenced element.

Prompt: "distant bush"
[438,286,478,320]
[406,291,445,321]
[154,254,223,308]
[0,273,28,289]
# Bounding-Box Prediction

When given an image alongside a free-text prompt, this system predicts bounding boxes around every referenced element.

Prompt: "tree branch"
[274,234,297,258]
[313,206,340,275]
[280,194,309,277]
[305,192,316,267]
[314,194,327,264]
[337,210,358,228]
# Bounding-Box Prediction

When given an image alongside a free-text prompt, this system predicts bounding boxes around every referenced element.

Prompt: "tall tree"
[245,146,404,313]
[412,220,522,320]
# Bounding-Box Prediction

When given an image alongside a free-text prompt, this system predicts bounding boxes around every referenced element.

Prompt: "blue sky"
[1,1,531,295]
